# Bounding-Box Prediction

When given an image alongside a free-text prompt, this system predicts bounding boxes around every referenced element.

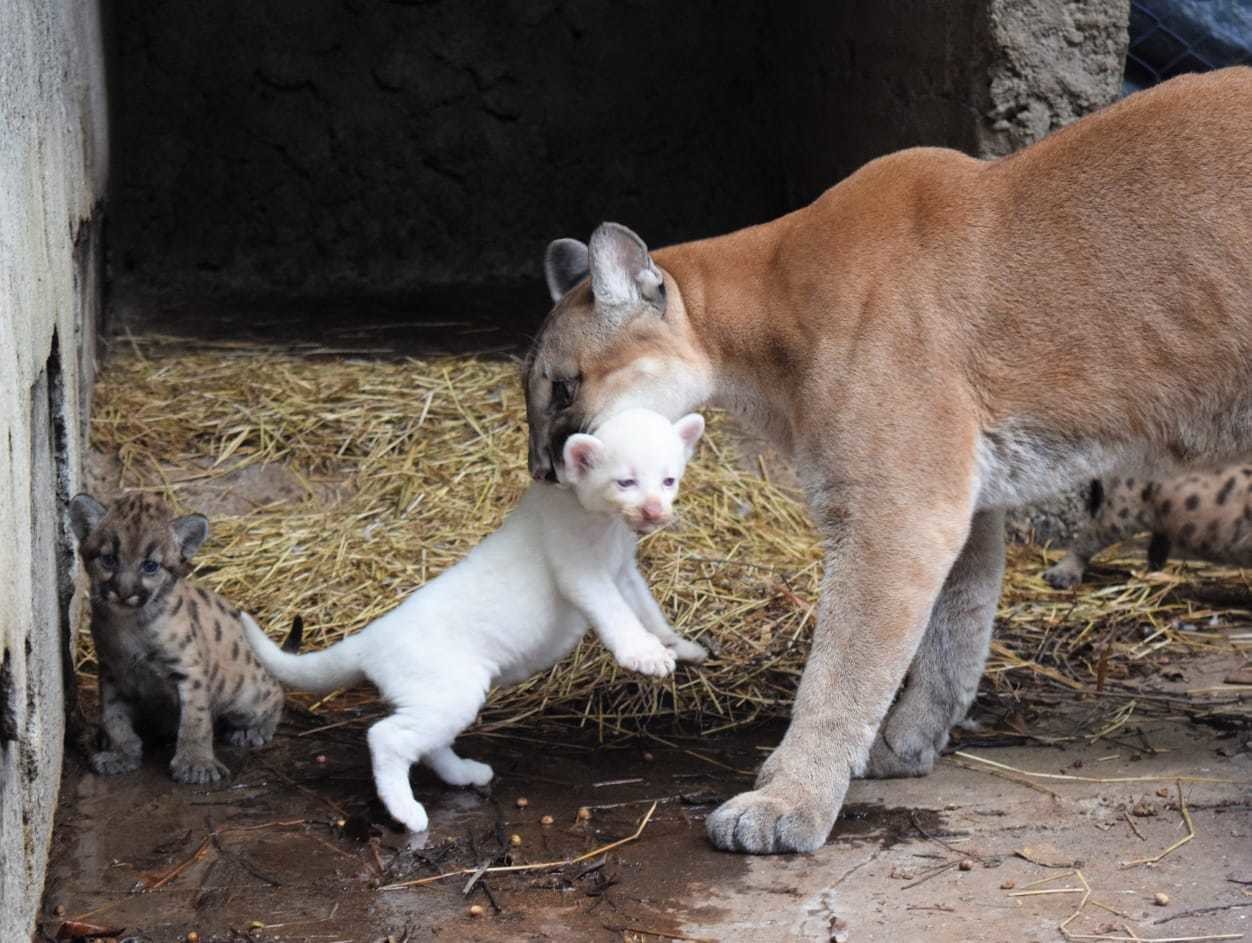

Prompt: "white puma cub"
[244,407,707,832]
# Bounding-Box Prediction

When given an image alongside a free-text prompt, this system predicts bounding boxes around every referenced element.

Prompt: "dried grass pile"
[83,337,1251,740]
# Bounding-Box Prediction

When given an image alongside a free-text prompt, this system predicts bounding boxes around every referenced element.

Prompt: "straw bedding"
[82,337,1252,739]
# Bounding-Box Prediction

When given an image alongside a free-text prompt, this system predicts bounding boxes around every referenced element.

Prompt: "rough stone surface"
[978,0,1132,156]
[0,2,107,938]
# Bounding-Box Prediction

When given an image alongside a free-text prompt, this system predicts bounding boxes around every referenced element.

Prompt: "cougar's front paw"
[91,749,142,776]
[705,783,833,854]
[668,638,708,664]
[171,751,230,785]
[616,638,677,677]
[442,758,494,788]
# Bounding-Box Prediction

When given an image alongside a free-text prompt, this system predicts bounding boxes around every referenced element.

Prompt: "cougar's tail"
[242,613,366,695]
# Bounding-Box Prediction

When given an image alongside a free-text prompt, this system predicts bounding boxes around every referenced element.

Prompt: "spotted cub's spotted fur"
[69,492,294,784]
[1043,467,1252,588]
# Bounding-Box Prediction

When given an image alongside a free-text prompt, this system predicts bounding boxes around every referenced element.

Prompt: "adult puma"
[522,68,1252,854]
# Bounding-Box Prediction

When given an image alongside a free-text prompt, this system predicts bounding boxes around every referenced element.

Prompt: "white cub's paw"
[444,758,495,788]
[616,637,677,677]
[668,638,708,664]
[400,804,430,834]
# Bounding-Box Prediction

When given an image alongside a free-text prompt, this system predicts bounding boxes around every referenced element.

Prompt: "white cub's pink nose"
[641,498,665,522]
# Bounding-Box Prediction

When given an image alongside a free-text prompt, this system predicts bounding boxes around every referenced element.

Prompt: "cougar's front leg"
[705,466,976,854]
[863,508,1005,778]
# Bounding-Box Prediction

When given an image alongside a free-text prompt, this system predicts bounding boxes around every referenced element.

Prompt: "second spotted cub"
[244,408,707,833]
[1043,466,1252,588]
[70,493,293,784]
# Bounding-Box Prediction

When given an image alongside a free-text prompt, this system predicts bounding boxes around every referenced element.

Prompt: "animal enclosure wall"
[109,0,1130,324]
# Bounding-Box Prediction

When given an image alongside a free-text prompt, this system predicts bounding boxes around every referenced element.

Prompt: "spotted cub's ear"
[673,413,705,458]
[562,433,605,481]
[172,514,210,561]
[68,493,107,542]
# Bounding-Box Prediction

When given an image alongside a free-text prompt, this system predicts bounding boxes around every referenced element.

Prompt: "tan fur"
[71,493,287,784]
[1044,467,1252,587]
[524,69,1252,853]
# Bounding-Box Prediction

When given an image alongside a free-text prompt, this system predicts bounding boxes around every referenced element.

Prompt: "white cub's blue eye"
[141,560,160,575]
[662,477,676,488]
[615,479,637,489]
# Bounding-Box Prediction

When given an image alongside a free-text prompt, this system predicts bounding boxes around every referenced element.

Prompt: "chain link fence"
[1125,0,1252,92]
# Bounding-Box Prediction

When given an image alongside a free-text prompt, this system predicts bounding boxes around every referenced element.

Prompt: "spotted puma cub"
[1043,467,1252,588]
[69,493,295,784]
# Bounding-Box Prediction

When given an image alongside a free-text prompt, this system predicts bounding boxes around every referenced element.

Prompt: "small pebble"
[540,815,554,826]
[335,817,347,828]
[576,806,592,822]
[1000,879,1016,890]
[187,933,200,943]
[515,797,529,809]
[248,921,265,930]
[1154,892,1170,907]
[316,754,328,765]
[958,859,975,871]
[468,904,485,918]
[642,751,655,762]
[51,904,65,917]
[510,833,523,847]
[1155,787,1170,798]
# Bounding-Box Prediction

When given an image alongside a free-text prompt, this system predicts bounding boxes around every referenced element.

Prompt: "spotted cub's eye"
[662,477,676,488]
[615,479,637,489]
[141,560,160,575]
[551,377,578,410]
[100,554,117,570]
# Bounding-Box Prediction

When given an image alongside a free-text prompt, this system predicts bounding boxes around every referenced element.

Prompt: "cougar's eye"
[616,478,637,490]
[662,477,676,488]
[551,377,578,411]
[100,553,117,570]
[141,560,160,575]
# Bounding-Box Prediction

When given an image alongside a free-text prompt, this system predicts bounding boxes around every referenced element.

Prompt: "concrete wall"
[0,1,108,938]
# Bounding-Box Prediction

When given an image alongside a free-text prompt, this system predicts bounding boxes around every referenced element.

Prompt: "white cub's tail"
[242,613,366,695]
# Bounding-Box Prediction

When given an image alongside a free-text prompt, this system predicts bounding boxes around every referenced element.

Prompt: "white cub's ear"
[588,222,665,313]
[172,514,210,560]
[563,433,605,478]
[544,238,589,302]
[673,413,706,458]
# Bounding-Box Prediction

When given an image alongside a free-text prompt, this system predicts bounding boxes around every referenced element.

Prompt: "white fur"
[243,408,706,833]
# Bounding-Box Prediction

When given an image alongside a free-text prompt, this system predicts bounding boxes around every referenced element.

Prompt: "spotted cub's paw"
[1042,563,1081,589]
[91,749,142,776]
[668,638,708,664]
[616,638,677,677]
[224,726,274,749]
[171,752,230,785]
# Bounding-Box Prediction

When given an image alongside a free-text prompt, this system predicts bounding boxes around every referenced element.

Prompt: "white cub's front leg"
[566,577,678,678]
[423,746,494,788]
[620,565,708,664]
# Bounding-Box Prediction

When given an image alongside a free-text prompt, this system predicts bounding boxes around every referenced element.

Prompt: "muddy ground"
[39,686,1251,943]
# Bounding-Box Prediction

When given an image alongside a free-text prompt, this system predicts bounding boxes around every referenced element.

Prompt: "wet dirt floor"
[39,691,1251,943]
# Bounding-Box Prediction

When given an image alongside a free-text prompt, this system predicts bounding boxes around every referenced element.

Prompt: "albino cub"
[244,408,707,832]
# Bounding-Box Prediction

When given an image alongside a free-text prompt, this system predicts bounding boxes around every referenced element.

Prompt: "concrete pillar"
[0,2,108,938]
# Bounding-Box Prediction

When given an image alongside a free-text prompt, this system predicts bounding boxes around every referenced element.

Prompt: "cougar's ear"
[171,514,210,560]
[544,238,590,302]
[673,413,706,458]
[562,433,605,481]
[69,493,107,542]
[588,222,665,315]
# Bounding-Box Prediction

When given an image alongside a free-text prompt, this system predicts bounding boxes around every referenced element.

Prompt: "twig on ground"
[1121,782,1195,868]
[380,801,658,890]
